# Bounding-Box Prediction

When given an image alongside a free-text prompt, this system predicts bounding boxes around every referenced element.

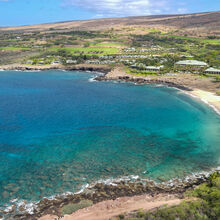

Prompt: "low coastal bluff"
[9,173,210,219]
[96,74,192,91]
[95,67,196,91]
[0,64,111,74]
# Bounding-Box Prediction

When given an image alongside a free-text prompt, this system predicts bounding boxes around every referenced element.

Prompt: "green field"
[0,46,29,51]
[167,35,220,44]
[94,42,126,47]
[49,46,120,55]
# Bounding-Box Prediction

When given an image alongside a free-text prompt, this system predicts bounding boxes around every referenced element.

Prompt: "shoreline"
[0,64,111,74]
[95,67,220,115]
[1,63,220,116]
[1,65,220,219]
[2,167,220,219]
[186,89,220,115]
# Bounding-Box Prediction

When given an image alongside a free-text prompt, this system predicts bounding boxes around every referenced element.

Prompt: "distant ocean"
[0,70,220,209]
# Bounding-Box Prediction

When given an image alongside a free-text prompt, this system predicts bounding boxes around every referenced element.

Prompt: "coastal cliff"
[0,64,111,74]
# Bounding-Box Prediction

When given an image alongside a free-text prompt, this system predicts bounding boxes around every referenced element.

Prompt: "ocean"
[0,70,220,210]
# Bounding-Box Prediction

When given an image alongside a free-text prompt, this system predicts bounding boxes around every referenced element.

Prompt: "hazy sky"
[0,0,219,26]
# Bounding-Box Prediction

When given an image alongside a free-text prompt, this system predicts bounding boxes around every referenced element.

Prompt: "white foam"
[75,183,90,194]
[2,168,220,217]
[16,201,37,215]
[4,205,14,213]
[24,70,41,73]
[9,199,18,203]
[86,71,104,76]
[130,175,139,180]
[146,83,220,116]
[88,77,96,82]
[201,98,220,115]
[178,89,220,116]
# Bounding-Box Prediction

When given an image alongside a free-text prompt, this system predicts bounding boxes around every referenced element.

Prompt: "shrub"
[215,76,220,82]
[61,200,93,215]
[136,210,145,218]
[216,91,220,96]
[118,214,125,219]
[83,42,90,48]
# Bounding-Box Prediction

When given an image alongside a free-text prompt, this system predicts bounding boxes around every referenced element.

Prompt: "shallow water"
[0,70,220,206]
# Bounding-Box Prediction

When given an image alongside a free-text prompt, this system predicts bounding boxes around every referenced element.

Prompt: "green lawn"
[49,46,120,55]
[0,46,29,51]
[144,28,166,34]
[166,35,220,44]
[94,42,126,47]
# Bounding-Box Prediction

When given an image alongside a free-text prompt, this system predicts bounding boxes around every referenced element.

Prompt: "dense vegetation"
[0,27,219,67]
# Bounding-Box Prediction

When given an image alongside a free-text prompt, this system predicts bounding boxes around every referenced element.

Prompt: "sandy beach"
[39,193,185,220]
[188,89,220,114]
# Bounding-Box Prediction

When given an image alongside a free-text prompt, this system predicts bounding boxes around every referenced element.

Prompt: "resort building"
[131,63,163,72]
[123,48,136,53]
[26,60,33,64]
[205,67,220,74]
[66,60,77,64]
[175,60,208,67]
[145,66,164,71]
[175,60,208,71]
[52,61,62,65]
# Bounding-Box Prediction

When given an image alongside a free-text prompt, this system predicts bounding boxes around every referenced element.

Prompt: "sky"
[0,0,219,27]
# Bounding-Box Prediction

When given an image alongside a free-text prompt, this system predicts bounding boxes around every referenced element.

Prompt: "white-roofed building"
[66,60,77,64]
[25,60,33,64]
[175,60,208,67]
[51,60,62,65]
[130,64,163,72]
[175,60,208,72]
[205,67,220,74]
[145,66,164,71]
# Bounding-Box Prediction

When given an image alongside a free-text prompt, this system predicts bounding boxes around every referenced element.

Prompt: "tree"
[57,49,71,57]
[215,75,220,82]
[83,42,90,48]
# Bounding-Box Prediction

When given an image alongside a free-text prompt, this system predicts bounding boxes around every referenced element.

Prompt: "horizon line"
[0,10,219,29]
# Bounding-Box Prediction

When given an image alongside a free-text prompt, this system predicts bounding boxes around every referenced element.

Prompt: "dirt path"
[39,194,184,220]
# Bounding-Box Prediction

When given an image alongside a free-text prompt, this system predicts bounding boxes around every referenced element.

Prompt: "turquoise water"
[0,70,220,206]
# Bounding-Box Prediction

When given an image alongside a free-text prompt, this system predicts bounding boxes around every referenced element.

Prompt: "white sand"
[188,89,220,115]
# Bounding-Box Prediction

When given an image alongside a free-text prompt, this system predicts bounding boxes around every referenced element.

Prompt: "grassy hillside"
[1,11,220,38]
[0,11,219,68]
[0,11,220,97]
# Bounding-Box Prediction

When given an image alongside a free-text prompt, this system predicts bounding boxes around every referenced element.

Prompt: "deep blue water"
[0,70,220,206]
